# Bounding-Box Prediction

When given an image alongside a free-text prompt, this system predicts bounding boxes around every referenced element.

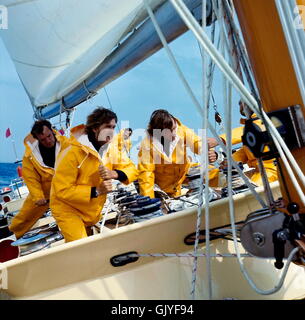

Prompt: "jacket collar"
[24,130,60,169]
[151,133,180,160]
[70,124,110,161]
[149,116,181,160]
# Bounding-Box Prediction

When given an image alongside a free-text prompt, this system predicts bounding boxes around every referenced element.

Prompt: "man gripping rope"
[50,107,138,242]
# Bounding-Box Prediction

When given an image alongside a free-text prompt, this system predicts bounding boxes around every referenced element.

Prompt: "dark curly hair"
[147,109,175,136]
[31,120,53,139]
[85,107,118,134]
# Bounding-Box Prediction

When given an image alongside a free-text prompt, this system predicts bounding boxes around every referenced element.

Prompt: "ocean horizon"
[0,162,20,189]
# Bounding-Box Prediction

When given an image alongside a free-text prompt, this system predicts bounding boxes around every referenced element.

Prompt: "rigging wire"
[220,0,276,207]
[223,62,298,296]
[217,0,296,295]
[169,0,305,203]
[222,0,260,103]
[144,0,267,208]
[192,0,212,301]
[276,159,292,203]
[145,0,275,298]
[170,0,300,295]
[104,86,121,132]
[196,22,223,132]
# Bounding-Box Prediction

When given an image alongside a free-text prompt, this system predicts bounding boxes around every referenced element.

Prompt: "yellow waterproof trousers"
[52,210,98,242]
[9,195,49,239]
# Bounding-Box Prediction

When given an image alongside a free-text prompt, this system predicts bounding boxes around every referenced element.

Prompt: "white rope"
[223,46,299,296]
[126,252,251,258]
[223,0,274,207]
[191,0,212,301]
[170,0,305,204]
[143,0,203,116]
[213,0,242,79]
[99,202,112,235]
[258,112,305,206]
[223,0,259,100]
[142,0,212,299]
[170,0,303,295]
[271,132,305,206]
[143,0,267,208]
[203,19,217,109]
[143,0,300,298]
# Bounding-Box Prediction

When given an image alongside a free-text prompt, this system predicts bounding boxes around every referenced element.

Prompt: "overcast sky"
[0,30,242,163]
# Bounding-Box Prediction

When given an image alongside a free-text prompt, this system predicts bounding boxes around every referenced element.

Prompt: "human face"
[123,129,131,140]
[239,101,253,117]
[163,119,177,142]
[93,119,116,144]
[36,126,56,148]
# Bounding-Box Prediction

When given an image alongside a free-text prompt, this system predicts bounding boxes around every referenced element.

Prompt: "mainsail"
[0,0,212,119]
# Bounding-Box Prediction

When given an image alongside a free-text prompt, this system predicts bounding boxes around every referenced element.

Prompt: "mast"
[233,0,305,214]
[11,138,19,163]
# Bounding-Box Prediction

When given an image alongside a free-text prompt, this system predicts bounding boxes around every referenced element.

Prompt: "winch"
[221,162,251,197]
[10,222,63,256]
[240,206,305,268]
[239,105,305,268]
[104,186,164,226]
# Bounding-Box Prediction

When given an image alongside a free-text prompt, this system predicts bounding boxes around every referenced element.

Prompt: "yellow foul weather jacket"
[50,124,138,242]
[9,131,71,238]
[220,115,278,186]
[138,118,207,198]
[112,129,132,154]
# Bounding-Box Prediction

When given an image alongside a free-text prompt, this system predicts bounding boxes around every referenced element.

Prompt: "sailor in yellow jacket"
[9,120,71,239]
[112,128,133,156]
[219,101,278,186]
[138,109,218,198]
[50,107,138,242]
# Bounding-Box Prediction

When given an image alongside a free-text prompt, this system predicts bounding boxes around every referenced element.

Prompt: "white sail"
[0,0,164,106]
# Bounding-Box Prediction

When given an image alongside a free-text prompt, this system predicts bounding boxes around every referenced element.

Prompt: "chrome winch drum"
[240,208,296,260]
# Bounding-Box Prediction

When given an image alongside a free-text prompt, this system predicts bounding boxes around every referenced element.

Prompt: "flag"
[58,128,65,135]
[5,128,11,138]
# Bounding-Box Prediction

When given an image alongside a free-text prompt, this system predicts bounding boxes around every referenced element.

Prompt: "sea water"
[0,163,19,189]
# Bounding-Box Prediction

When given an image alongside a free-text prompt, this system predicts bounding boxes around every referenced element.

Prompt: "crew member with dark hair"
[50,107,138,242]
[138,109,218,198]
[9,120,71,238]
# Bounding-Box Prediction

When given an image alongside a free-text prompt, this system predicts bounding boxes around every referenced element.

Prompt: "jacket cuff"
[91,187,98,198]
[114,170,128,182]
